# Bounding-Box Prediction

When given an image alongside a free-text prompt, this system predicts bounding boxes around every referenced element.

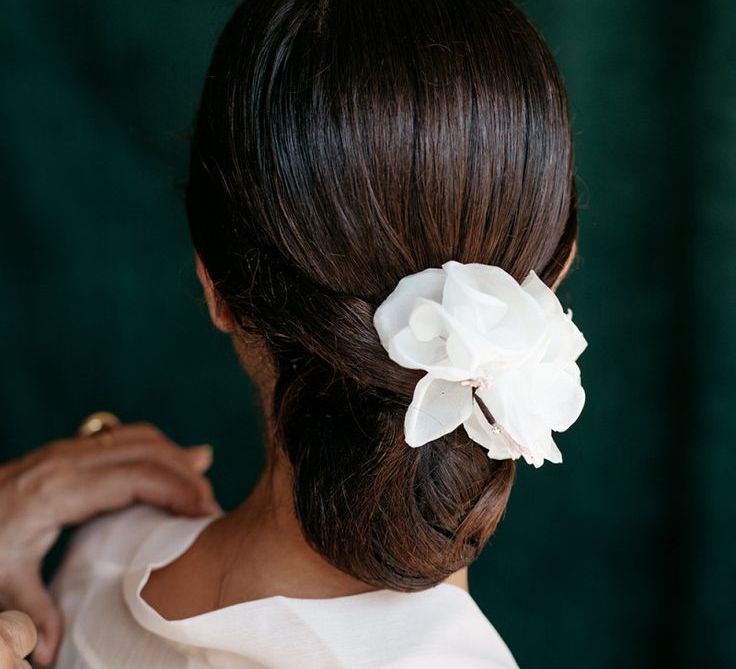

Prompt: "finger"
[0,612,36,659]
[5,581,62,667]
[26,423,213,482]
[53,461,219,525]
[43,440,217,520]
[116,423,215,473]
[70,425,213,482]
[71,420,164,447]
[183,445,214,473]
[97,422,185,450]
[79,438,213,480]
[104,420,166,440]
[99,449,217,511]
[0,646,16,669]
[36,422,178,460]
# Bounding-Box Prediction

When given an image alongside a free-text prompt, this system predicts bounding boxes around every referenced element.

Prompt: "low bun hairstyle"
[186,0,578,591]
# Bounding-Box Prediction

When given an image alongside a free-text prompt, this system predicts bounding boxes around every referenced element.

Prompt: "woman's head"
[187,0,577,591]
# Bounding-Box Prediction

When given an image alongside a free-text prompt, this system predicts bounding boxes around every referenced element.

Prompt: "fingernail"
[187,445,213,471]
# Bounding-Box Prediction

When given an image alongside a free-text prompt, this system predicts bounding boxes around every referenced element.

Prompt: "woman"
[2,0,587,666]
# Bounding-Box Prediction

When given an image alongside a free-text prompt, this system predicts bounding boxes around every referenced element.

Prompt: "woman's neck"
[142,452,468,620]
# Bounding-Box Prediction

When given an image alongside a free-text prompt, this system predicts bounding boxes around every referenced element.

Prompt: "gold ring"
[77,411,121,437]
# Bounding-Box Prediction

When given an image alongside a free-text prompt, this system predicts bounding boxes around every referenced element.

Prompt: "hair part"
[187,0,577,590]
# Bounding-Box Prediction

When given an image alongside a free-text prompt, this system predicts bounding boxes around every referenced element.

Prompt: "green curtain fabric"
[1,2,734,667]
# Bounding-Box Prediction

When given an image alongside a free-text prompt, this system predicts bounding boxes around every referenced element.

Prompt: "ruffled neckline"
[121,513,476,656]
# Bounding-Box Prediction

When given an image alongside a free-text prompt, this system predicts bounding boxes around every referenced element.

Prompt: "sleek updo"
[186,0,577,591]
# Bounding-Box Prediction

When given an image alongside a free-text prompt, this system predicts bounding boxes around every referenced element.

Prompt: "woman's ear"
[194,252,236,333]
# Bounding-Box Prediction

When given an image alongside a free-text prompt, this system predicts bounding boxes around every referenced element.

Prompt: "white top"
[50,506,519,669]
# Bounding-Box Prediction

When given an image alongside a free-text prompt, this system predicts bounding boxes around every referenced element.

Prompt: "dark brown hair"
[186,0,577,591]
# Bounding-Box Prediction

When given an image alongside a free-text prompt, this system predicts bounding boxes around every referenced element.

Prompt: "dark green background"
[1,1,734,667]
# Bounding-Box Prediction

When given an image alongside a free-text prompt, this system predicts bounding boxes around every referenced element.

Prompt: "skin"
[141,247,577,619]
[0,612,35,669]
[0,425,219,667]
[141,254,442,619]
[0,242,578,666]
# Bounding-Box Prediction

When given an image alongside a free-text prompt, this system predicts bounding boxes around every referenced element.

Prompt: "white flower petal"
[531,364,586,432]
[540,437,563,465]
[519,437,563,468]
[563,311,588,360]
[462,401,520,461]
[409,299,496,374]
[521,270,561,317]
[542,309,588,365]
[408,298,450,341]
[373,261,587,466]
[404,375,473,447]
[388,327,471,381]
[442,262,509,330]
[476,373,554,464]
[445,330,485,373]
[444,262,547,352]
[387,326,448,371]
[522,271,587,366]
[373,268,445,347]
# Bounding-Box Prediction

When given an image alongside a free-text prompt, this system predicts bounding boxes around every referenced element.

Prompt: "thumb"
[9,576,63,667]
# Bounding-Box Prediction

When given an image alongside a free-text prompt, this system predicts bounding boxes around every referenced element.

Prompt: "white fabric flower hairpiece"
[373,260,587,467]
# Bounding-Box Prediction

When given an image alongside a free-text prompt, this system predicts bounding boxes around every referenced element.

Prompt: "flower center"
[460,375,492,390]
